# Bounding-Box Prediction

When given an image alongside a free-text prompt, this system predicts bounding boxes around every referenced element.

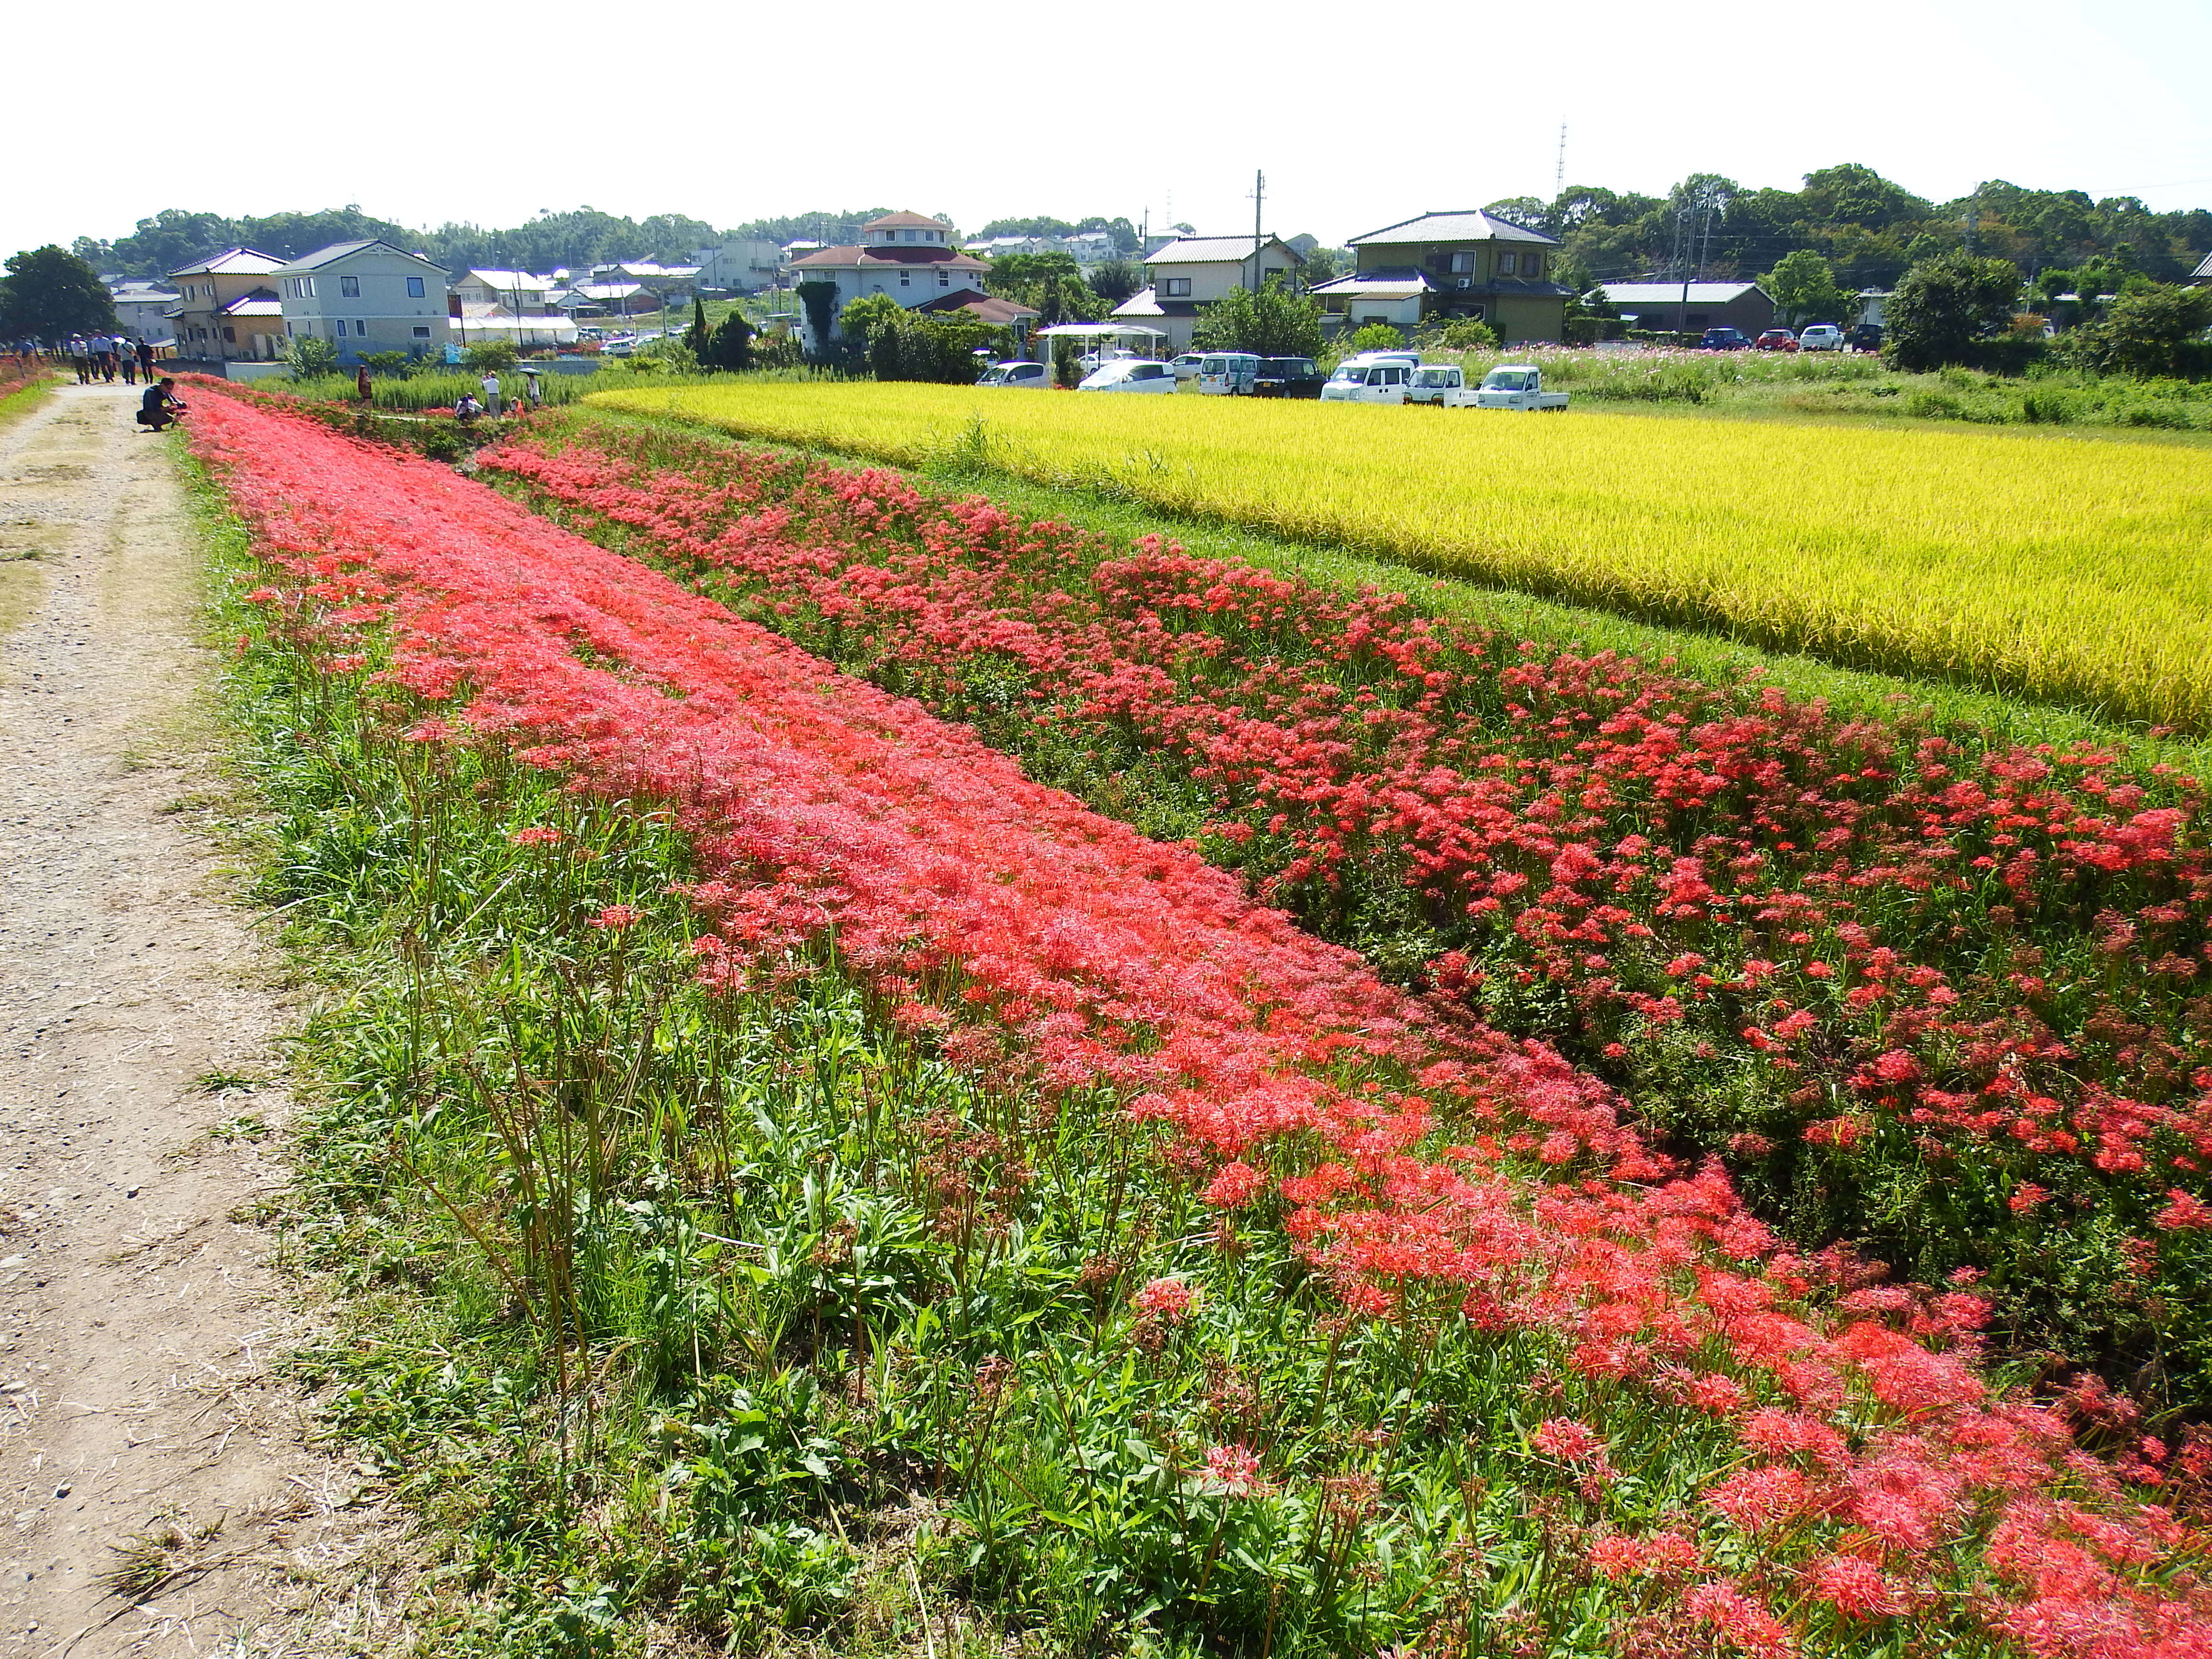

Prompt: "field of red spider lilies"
[478,418,2212,1403]
[182,378,2212,1657]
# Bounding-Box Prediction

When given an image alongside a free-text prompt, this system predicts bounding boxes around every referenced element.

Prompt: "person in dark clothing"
[136,378,185,431]
[136,340,155,381]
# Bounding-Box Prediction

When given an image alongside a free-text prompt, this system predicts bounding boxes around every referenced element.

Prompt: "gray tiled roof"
[1349,212,1559,248]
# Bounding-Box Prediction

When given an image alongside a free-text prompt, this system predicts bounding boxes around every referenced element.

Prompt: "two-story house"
[273,240,454,365]
[1314,211,1569,343]
[785,213,992,347]
[691,239,782,293]
[452,269,559,314]
[1109,235,1305,352]
[166,247,288,362]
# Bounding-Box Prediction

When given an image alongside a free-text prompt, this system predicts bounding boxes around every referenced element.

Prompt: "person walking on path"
[480,369,504,418]
[119,339,138,385]
[93,336,117,382]
[522,366,543,409]
[67,335,91,384]
[137,339,156,382]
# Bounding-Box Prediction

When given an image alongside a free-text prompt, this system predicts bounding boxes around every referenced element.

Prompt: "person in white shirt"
[480,371,503,418]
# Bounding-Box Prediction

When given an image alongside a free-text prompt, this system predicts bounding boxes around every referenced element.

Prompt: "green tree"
[1346,323,1405,352]
[1884,251,2022,370]
[2067,284,2212,378]
[701,310,756,372]
[0,246,118,341]
[284,334,342,377]
[794,281,841,353]
[684,297,711,358]
[838,293,905,341]
[1190,277,1326,357]
[1762,249,1851,326]
[1088,259,1145,304]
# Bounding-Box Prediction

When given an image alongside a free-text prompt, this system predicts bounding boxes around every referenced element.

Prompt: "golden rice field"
[588,382,2212,731]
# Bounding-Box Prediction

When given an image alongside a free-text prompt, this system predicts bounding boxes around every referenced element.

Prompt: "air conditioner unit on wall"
[1455,278,1472,289]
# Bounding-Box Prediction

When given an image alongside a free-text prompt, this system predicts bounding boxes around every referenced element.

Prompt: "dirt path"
[0,385,412,1657]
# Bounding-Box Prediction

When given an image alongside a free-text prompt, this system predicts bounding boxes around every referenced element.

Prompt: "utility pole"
[1250,169,1265,293]
[1554,122,1567,196]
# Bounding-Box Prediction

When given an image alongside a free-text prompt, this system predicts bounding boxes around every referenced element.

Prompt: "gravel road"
[0,384,412,1657]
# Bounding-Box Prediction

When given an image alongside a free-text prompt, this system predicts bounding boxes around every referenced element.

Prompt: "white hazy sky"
[11,0,2210,262]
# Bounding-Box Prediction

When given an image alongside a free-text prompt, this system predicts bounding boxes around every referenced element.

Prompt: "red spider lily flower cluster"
[475,420,2212,1386]
[184,385,2212,1656]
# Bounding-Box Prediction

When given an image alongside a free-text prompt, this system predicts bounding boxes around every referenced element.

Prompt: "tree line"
[1480,163,2210,292]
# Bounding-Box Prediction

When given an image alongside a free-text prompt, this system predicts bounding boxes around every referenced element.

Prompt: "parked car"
[1339,349,1422,373]
[975,360,1051,389]
[1798,324,1845,352]
[1320,360,1413,404]
[1253,356,1326,398]
[1405,364,1467,404]
[1754,328,1799,351]
[1079,347,1140,375]
[1472,365,1569,411]
[1196,352,1262,395]
[1698,327,1753,350]
[1078,359,1178,394]
[1848,323,1884,353]
[1169,352,1206,381]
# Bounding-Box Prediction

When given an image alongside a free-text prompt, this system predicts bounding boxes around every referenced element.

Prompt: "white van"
[1078,359,1178,394]
[1406,364,1467,404]
[976,361,1051,389]
[1196,352,1262,395]
[1321,361,1413,404]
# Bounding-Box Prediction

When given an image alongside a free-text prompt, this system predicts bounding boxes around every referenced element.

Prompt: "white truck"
[1471,364,1569,411]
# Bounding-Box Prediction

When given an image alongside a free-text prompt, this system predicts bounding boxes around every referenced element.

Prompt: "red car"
[1754,328,1799,351]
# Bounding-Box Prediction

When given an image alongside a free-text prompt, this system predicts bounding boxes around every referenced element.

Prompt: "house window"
[1528,254,1545,277]
[301,276,316,298]
[900,271,911,286]
[1499,252,1518,275]
[1450,252,1475,274]
[1162,277,1191,297]
[938,270,950,286]
[413,326,432,338]
[407,276,426,298]
[223,326,236,342]
[340,275,360,297]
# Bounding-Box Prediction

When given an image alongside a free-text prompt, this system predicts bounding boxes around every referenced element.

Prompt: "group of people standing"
[64,334,154,386]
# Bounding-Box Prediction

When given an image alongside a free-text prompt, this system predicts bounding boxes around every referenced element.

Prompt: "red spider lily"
[181,385,2212,1659]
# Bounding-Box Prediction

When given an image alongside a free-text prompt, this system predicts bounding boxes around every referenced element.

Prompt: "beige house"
[1320,211,1569,343]
[167,247,289,361]
[1110,235,1305,352]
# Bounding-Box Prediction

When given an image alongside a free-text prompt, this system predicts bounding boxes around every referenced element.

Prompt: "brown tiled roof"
[916,292,1040,325]
[789,245,989,272]
[865,210,954,231]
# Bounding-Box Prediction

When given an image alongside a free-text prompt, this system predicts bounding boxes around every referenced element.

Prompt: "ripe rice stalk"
[589,383,2212,732]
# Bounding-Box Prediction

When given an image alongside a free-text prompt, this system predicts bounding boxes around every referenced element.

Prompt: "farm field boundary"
[181,380,2212,1658]
[568,401,2212,782]
[589,382,2212,733]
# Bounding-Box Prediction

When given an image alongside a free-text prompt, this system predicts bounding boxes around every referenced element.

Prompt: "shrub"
[283,335,341,377]
[462,339,519,375]
[1346,323,1404,351]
